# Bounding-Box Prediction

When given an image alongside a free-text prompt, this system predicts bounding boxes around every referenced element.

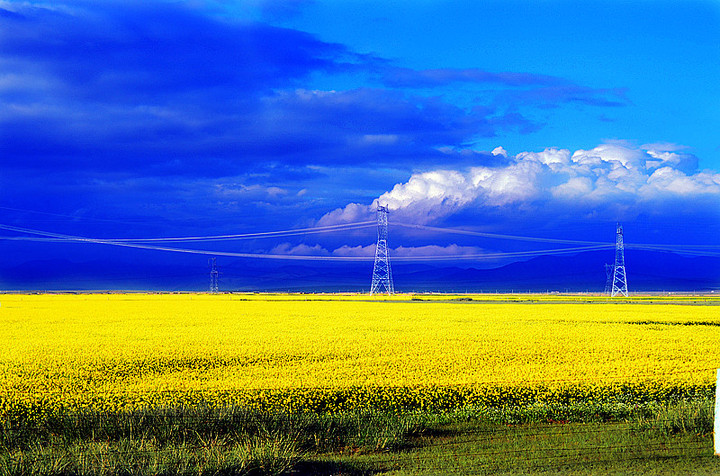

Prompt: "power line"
[0,224,374,261]
[395,222,720,254]
[0,222,717,262]
[90,222,377,242]
[0,222,376,243]
[0,224,614,262]
[3,220,717,251]
[391,244,612,261]
[395,222,612,246]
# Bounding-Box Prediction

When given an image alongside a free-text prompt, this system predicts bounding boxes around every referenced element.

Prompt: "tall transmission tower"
[604,263,613,295]
[209,257,219,293]
[370,205,394,295]
[610,224,628,297]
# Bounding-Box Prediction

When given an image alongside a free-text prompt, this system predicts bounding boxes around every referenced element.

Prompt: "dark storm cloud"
[0,1,364,174]
[239,88,538,161]
[1,85,534,175]
[0,1,625,179]
[0,2,349,98]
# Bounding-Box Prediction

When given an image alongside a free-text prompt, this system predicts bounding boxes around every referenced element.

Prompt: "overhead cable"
[395,222,720,254]
[0,224,611,262]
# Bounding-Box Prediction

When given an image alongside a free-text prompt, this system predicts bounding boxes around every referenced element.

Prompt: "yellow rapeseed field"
[1,293,719,416]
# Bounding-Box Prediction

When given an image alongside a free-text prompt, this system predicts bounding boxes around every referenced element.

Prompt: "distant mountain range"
[1,250,718,293]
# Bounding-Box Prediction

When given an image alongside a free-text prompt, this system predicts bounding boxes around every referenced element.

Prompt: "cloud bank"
[321,142,720,226]
[270,242,486,259]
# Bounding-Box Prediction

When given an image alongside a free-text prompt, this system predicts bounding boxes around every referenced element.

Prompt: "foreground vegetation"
[1,398,716,475]
[1,293,719,473]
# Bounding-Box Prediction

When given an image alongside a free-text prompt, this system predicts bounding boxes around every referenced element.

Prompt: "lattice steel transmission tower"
[209,257,219,293]
[610,224,628,297]
[604,263,613,295]
[370,205,394,295]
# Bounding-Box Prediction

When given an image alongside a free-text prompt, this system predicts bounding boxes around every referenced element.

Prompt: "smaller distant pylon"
[610,224,628,297]
[604,263,613,295]
[209,257,219,293]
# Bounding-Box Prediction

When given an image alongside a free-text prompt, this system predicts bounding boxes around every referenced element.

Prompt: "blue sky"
[0,0,719,285]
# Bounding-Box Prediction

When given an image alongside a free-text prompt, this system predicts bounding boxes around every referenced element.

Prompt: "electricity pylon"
[370,205,394,295]
[610,224,628,297]
[604,263,613,295]
[209,257,219,293]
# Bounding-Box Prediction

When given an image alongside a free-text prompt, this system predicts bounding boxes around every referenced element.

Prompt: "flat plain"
[2,293,718,414]
[1,293,719,474]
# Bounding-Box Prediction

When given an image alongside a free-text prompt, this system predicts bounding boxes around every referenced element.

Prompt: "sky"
[0,0,719,288]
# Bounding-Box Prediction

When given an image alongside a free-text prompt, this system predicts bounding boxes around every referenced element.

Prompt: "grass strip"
[0,398,716,475]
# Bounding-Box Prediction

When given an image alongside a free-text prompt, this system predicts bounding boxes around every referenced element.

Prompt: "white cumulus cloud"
[270,243,486,258]
[270,243,329,256]
[320,141,720,225]
[491,146,508,157]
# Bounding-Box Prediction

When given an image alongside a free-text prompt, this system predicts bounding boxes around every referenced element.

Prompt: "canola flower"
[0,293,718,417]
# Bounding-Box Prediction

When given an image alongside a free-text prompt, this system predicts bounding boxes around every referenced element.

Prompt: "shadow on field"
[291,460,381,475]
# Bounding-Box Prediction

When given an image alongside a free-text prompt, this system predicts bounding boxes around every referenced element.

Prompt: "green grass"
[1,399,718,475]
